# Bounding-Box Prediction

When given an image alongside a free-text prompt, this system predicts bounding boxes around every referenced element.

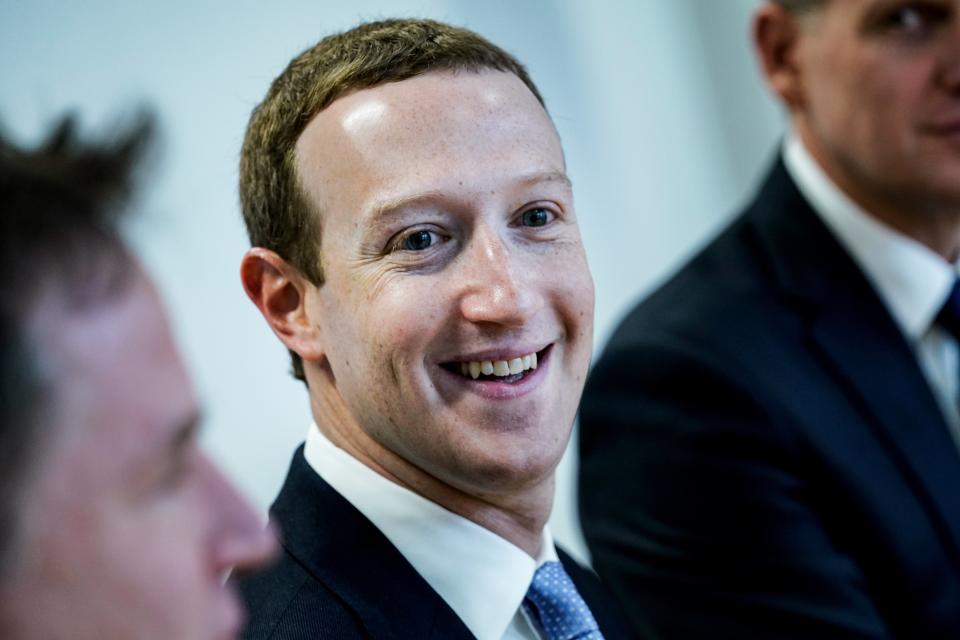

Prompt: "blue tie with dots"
[523,561,605,640]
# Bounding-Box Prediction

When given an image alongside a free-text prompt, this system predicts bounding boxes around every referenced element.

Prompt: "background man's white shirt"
[784,134,960,443]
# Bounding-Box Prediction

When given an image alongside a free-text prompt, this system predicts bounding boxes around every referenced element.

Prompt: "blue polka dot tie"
[523,561,605,640]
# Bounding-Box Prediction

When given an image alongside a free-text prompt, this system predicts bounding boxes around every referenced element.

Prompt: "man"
[0,117,276,639]
[234,18,627,640]
[580,1,960,638]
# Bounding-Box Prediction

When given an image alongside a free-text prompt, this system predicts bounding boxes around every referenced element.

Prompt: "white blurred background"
[1,0,784,562]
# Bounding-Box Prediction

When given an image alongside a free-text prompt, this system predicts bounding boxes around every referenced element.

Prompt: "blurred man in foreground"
[580,1,960,637]
[234,18,627,640]
[0,117,275,639]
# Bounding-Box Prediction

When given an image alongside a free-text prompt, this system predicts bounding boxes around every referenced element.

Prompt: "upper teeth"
[459,352,538,379]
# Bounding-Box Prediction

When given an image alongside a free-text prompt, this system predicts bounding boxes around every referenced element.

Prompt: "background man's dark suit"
[237,448,631,639]
[579,160,960,639]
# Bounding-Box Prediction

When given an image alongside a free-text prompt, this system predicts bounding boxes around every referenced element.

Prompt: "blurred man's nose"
[939,15,960,92]
[201,456,278,576]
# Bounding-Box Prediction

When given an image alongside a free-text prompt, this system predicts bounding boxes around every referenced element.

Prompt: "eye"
[520,207,554,228]
[157,448,197,493]
[392,228,445,252]
[157,463,188,492]
[141,454,192,501]
[882,3,949,35]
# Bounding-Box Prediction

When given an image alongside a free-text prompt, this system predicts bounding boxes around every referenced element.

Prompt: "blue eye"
[521,208,552,227]
[389,227,447,254]
[401,229,437,251]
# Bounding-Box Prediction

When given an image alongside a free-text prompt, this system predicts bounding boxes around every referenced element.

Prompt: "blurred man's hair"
[239,18,545,382]
[0,114,152,571]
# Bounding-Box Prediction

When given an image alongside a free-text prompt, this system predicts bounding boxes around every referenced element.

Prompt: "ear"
[240,248,325,364]
[753,3,807,110]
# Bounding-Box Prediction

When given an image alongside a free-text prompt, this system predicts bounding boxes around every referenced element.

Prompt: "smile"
[436,345,553,400]
[458,351,538,380]
[441,345,551,386]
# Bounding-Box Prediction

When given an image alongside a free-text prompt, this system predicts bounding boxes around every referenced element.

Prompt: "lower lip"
[439,346,552,400]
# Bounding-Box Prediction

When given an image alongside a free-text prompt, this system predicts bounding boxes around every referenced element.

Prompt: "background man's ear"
[240,248,325,363]
[753,3,807,110]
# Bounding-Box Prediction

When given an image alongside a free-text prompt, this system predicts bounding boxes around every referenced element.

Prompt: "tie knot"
[937,279,960,342]
[523,561,604,640]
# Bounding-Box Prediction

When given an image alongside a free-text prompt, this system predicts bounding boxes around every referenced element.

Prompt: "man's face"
[0,270,274,640]
[789,0,960,215]
[295,70,594,497]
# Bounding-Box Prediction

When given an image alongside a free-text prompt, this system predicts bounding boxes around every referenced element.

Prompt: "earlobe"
[753,5,806,110]
[239,248,325,363]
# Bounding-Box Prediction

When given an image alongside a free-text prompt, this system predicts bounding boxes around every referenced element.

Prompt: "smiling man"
[0,117,276,639]
[234,18,625,640]
[579,1,960,638]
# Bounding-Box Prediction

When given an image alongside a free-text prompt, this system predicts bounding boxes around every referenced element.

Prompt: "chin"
[454,441,563,495]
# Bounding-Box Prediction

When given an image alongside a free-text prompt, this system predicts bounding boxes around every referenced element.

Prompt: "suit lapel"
[811,300,960,557]
[749,160,960,566]
[269,448,476,640]
[558,549,632,639]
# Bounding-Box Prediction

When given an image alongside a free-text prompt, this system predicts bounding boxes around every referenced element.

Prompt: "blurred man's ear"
[753,3,808,111]
[240,248,325,364]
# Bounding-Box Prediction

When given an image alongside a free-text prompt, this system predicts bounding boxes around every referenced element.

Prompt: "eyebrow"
[368,171,574,222]
[370,190,446,222]
[521,170,573,189]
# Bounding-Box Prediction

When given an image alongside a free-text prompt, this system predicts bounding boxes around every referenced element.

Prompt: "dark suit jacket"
[578,159,960,639]
[236,446,630,639]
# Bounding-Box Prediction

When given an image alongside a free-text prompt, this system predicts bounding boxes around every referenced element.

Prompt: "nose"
[941,16,960,91]
[200,455,278,577]
[458,228,544,327]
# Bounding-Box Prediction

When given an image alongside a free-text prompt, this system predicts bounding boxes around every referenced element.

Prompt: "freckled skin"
[294,70,595,553]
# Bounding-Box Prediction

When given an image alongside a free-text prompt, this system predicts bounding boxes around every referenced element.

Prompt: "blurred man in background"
[234,18,627,640]
[580,1,960,637]
[0,116,275,639]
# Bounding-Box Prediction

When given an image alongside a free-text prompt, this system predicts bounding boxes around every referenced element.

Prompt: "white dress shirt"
[783,134,960,443]
[303,424,556,640]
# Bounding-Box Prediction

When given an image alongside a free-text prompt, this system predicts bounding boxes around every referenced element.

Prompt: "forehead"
[25,270,196,476]
[294,70,565,216]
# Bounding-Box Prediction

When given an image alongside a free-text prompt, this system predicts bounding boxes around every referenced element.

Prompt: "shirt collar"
[783,132,956,340]
[303,424,557,640]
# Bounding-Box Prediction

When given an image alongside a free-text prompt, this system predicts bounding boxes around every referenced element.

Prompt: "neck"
[796,123,960,263]
[306,371,553,557]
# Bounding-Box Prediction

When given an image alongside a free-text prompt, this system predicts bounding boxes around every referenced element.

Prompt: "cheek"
[875,74,929,134]
[366,284,441,362]
[101,500,213,634]
[805,45,876,130]
[549,248,595,337]
[18,501,209,639]
[330,291,439,431]
[573,262,596,318]
[326,268,436,363]
[840,57,925,135]
[103,499,208,590]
